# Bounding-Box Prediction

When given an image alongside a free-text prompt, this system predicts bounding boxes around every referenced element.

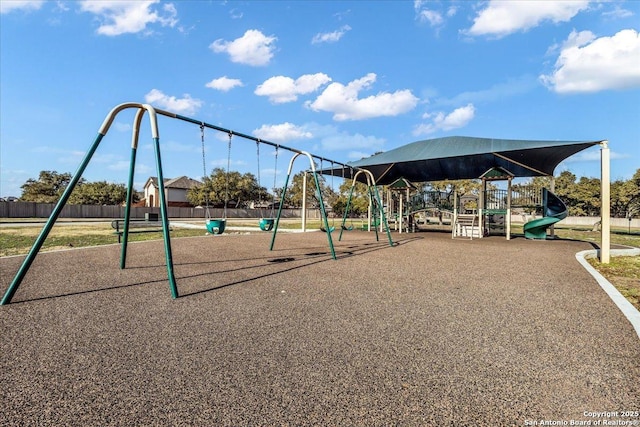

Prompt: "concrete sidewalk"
[1,231,638,426]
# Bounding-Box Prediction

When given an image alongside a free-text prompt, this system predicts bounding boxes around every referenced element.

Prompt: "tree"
[527,169,640,218]
[425,179,483,197]
[187,168,265,208]
[551,171,577,214]
[68,181,133,205]
[333,179,370,217]
[20,171,138,205]
[20,171,79,203]
[612,168,640,218]
[285,171,330,208]
[629,169,640,217]
[571,177,600,216]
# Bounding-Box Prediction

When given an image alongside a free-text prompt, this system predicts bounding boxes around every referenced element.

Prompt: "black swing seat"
[320,226,335,233]
[341,224,353,231]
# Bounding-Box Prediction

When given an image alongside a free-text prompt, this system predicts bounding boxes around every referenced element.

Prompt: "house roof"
[165,176,201,189]
[145,176,202,189]
[322,136,603,185]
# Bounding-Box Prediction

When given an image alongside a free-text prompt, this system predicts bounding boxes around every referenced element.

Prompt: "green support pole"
[338,184,356,241]
[369,186,380,241]
[372,184,394,247]
[120,145,137,269]
[120,107,146,269]
[269,173,290,251]
[312,170,336,260]
[1,133,105,305]
[151,136,179,299]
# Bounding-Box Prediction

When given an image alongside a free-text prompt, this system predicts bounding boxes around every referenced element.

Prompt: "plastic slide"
[523,188,567,239]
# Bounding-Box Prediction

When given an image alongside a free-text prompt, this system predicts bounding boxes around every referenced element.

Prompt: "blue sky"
[1,0,639,198]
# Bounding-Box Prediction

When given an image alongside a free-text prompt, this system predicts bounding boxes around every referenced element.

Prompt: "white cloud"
[565,149,628,162]
[144,89,203,115]
[540,29,640,93]
[255,73,331,104]
[306,73,419,121]
[0,0,44,14]
[253,123,313,142]
[602,5,634,19]
[114,121,132,132]
[210,158,246,168]
[414,104,475,135]
[311,25,351,44]
[79,0,178,36]
[108,160,132,171]
[347,151,371,160]
[321,133,385,153]
[205,76,244,92]
[159,141,200,153]
[277,122,385,155]
[438,75,537,106]
[466,0,589,38]
[414,0,456,28]
[229,8,243,20]
[417,9,443,27]
[210,29,277,66]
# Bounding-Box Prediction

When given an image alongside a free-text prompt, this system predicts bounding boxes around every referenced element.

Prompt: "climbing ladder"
[452,214,480,239]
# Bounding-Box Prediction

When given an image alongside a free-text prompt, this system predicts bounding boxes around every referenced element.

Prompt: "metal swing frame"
[269,152,337,258]
[338,169,393,245]
[1,102,393,304]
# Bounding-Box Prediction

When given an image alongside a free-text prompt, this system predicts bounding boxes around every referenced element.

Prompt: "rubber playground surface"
[1,231,639,426]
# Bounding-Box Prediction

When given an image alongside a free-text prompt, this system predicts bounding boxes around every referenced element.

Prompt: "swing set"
[200,126,280,234]
[0,102,393,305]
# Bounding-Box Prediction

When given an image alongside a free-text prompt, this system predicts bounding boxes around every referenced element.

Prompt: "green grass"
[588,256,640,312]
[552,225,640,249]
[547,225,639,313]
[0,224,205,257]
[0,218,329,257]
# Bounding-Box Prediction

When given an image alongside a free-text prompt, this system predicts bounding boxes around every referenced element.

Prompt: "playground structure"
[371,166,570,241]
[0,102,394,305]
[337,169,393,242]
[345,136,610,260]
[1,107,613,306]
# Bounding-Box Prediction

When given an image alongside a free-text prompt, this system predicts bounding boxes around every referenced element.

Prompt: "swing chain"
[271,146,279,216]
[224,132,232,218]
[200,123,206,177]
[200,123,212,220]
[256,140,262,207]
[330,161,335,227]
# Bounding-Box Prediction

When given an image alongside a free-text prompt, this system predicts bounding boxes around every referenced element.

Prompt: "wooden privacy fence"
[0,201,317,220]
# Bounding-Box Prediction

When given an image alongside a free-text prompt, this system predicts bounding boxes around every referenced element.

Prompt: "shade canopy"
[326,136,603,185]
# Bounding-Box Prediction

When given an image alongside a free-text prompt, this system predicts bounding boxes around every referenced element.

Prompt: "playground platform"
[1,231,639,425]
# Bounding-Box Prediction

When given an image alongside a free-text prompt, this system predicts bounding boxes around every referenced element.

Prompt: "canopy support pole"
[601,141,610,263]
[506,176,512,240]
[480,179,485,238]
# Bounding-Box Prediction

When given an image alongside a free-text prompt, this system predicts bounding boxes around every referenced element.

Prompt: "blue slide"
[523,188,567,240]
